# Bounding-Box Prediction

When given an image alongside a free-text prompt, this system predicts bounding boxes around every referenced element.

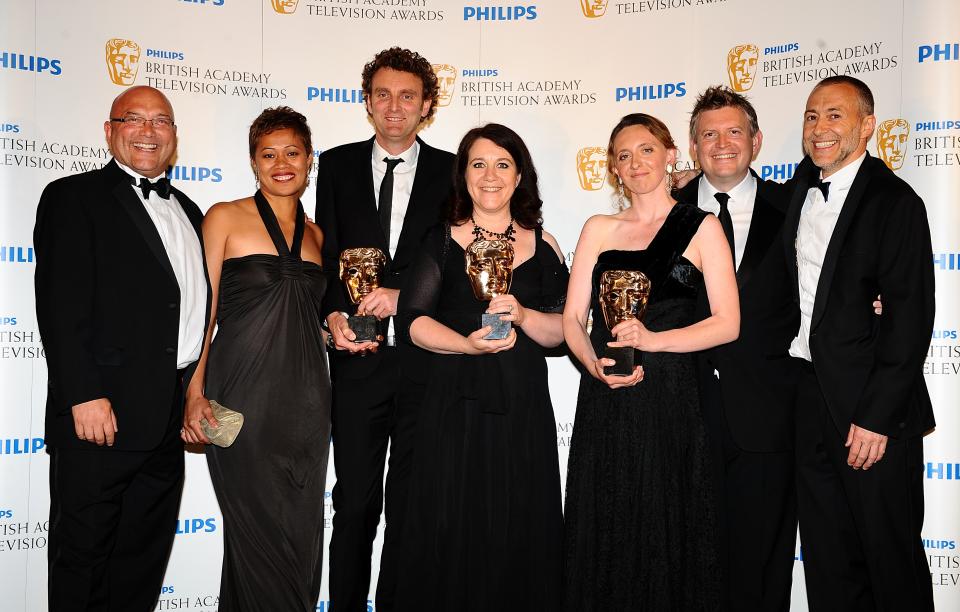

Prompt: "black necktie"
[136,176,171,200]
[814,180,831,201]
[379,158,403,248]
[714,192,735,262]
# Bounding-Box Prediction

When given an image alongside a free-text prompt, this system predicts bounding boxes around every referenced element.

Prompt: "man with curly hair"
[315,47,455,612]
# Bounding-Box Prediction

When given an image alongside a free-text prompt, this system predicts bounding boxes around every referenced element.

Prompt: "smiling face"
[365,67,432,154]
[104,86,177,178]
[691,105,761,191]
[465,137,520,217]
[465,239,514,300]
[611,125,676,198]
[251,127,311,197]
[802,82,875,178]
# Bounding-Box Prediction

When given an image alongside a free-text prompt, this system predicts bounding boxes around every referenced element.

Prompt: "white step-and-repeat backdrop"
[2,1,957,610]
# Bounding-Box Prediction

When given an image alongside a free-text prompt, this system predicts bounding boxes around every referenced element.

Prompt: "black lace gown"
[205,192,331,611]
[394,224,568,612]
[562,203,721,611]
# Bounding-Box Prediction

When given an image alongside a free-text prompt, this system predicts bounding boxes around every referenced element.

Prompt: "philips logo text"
[0,52,62,76]
[933,253,960,270]
[926,463,960,480]
[176,518,217,534]
[166,165,222,183]
[615,82,686,102]
[1,247,34,264]
[918,43,959,63]
[463,5,537,20]
[760,163,799,181]
[306,87,364,103]
[0,438,45,455]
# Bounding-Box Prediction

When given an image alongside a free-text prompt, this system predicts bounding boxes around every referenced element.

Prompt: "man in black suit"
[676,86,799,611]
[34,86,208,611]
[315,47,455,612]
[783,75,935,611]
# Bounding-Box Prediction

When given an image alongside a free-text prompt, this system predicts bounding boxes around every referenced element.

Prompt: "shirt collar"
[699,170,755,205]
[818,151,866,192]
[115,159,166,184]
[372,139,419,173]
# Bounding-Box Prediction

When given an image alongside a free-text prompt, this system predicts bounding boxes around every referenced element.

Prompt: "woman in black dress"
[181,107,330,611]
[561,114,740,610]
[394,123,567,611]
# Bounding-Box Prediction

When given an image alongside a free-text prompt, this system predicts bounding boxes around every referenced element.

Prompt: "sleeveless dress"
[562,203,721,611]
[393,224,568,612]
[205,191,331,611]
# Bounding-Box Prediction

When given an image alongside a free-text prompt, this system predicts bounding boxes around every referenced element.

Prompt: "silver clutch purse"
[201,400,244,448]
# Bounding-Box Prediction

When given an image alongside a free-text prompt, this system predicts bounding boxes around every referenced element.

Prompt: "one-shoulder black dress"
[394,224,569,611]
[205,191,331,611]
[563,203,721,611]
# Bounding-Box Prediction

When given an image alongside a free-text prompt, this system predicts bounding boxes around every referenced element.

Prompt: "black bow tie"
[814,180,830,201]
[135,176,172,200]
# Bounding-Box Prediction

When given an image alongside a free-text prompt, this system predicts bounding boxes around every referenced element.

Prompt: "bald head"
[104,86,178,178]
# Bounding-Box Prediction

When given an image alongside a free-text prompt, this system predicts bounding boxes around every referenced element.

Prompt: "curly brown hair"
[248,106,313,159]
[360,47,440,122]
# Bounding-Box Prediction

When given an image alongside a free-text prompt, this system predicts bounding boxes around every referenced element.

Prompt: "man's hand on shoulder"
[72,398,118,446]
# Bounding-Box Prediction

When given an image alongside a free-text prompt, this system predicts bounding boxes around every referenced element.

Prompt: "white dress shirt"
[372,139,419,258]
[371,139,420,342]
[697,171,758,271]
[788,152,867,362]
[116,161,206,368]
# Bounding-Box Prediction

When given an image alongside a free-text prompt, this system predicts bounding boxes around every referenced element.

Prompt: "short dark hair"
[448,123,543,230]
[689,85,760,143]
[361,47,439,122]
[248,106,312,158]
[606,113,676,190]
[812,75,875,115]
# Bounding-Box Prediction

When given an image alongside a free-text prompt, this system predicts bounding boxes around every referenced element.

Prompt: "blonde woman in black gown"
[562,114,739,610]
[182,107,330,611]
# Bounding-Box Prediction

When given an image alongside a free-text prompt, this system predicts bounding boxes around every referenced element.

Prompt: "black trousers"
[329,348,424,612]
[47,372,185,612]
[701,372,797,612]
[794,359,933,612]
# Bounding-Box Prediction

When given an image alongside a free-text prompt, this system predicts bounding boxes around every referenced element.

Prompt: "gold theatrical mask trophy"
[339,247,387,342]
[465,239,515,340]
[599,270,652,376]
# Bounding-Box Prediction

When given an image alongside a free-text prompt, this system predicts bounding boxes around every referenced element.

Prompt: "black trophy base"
[603,346,642,376]
[481,312,511,340]
[347,314,379,343]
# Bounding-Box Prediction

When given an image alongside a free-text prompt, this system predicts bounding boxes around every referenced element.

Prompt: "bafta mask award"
[599,269,652,376]
[339,247,387,343]
[465,239,515,340]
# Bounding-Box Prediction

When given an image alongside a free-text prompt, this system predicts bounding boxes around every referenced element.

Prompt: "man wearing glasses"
[34,85,208,611]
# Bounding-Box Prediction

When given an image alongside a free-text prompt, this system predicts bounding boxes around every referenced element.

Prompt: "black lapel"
[393,138,441,270]
[736,170,783,288]
[810,153,875,330]
[357,137,390,258]
[107,160,177,282]
[782,156,818,302]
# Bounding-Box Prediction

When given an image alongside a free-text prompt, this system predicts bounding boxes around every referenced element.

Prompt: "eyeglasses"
[109,114,175,129]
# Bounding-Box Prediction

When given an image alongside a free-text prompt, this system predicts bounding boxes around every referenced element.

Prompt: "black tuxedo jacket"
[782,153,935,438]
[677,169,798,452]
[315,136,455,382]
[34,159,209,451]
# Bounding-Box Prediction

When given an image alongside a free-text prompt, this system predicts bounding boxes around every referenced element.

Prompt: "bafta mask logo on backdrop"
[877,118,910,171]
[579,0,609,18]
[432,64,457,107]
[727,44,759,92]
[105,39,141,86]
[270,0,299,14]
[576,147,608,191]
